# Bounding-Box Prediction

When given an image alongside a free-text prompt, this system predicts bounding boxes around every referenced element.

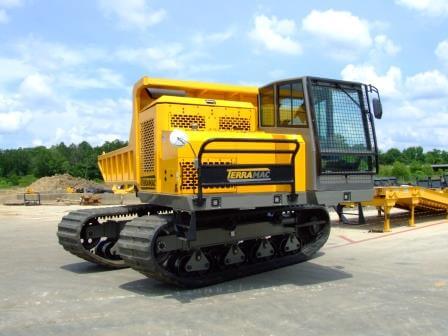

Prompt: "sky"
[0,0,447,150]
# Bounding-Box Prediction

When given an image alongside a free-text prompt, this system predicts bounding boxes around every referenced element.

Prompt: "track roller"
[117,206,331,288]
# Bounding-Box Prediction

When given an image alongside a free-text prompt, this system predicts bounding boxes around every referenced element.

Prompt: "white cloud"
[0,0,22,24]
[0,9,8,23]
[116,44,185,71]
[32,138,43,146]
[65,98,131,117]
[0,38,133,144]
[0,111,31,132]
[0,93,32,133]
[58,68,125,90]
[3,38,124,91]
[0,93,132,146]
[16,38,106,71]
[341,64,402,98]
[302,10,372,50]
[0,0,22,7]
[0,29,241,147]
[98,0,166,30]
[378,109,448,149]
[193,28,235,45]
[374,35,400,56]
[396,0,448,15]
[105,22,237,78]
[342,64,448,102]
[341,63,448,149]
[435,39,448,63]
[301,10,399,61]
[249,15,302,55]
[116,44,224,76]
[2,38,128,94]
[0,57,34,85]
[0,34,233,147]
[19,73,54,98]
[36,98,132,146]
[405,70,448,99]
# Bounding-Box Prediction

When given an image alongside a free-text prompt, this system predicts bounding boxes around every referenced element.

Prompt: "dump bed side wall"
[98,146,136,185]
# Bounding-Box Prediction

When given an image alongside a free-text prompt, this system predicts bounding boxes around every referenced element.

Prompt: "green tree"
[380,148,402,165]
[425,149,442,164]
[31,147,66,177]
[378,164,393,177]
[402,146,424,163]
[391,161,410,182]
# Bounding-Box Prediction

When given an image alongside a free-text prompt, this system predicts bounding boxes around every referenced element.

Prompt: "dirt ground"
[0,188,24,205]
[28,174,105,193]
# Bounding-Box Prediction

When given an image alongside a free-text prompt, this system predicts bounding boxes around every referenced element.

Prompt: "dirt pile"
[28,174,105,193]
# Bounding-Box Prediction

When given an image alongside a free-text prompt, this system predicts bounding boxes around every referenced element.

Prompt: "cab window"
[260,85,275,127]
[278,82,307,127]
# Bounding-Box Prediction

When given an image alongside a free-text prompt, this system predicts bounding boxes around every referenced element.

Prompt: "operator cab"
[259,77,382,202]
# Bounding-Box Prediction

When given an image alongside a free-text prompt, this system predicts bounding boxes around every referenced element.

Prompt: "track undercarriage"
[57,204,330,288]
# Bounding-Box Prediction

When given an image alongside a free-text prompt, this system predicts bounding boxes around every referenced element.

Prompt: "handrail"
[194,138,300,206]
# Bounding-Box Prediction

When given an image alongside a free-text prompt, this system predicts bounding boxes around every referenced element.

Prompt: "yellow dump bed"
[98,76,258,188]
[98,146,136,185]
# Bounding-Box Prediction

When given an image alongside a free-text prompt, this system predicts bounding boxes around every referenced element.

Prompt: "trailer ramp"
[340,186,448,232]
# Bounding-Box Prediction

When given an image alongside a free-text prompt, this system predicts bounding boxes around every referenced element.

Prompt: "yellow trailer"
[369,186,448,231]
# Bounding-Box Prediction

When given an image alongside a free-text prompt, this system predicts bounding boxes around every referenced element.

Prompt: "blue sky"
[0,0,447,150]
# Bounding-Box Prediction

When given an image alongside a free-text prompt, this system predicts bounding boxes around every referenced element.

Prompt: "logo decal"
[227,168,271,183]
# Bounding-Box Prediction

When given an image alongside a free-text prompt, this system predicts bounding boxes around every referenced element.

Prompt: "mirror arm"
[368,84,382,101]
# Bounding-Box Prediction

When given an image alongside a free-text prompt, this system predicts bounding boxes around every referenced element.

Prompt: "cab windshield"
[309,80,376,174]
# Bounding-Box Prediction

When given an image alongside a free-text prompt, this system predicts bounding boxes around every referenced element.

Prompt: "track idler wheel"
[80,219,101,250]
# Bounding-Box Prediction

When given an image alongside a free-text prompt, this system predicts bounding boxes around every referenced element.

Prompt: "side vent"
[180,160,233,191]
[219,116,251,131]
[171,114,206,130]
[140,119,155,175]
[179,161,197,191]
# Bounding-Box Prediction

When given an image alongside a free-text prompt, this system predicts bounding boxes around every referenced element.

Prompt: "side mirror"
[367,85,383,119]
[169,129,189,148]
[372,98,383,119]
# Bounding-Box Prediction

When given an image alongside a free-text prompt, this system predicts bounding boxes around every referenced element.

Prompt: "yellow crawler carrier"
[58,76,383,287]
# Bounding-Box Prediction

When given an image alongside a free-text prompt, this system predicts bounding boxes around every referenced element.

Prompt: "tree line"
[0,140,127,188]
[378,147,448,182]
[0,142,447,188]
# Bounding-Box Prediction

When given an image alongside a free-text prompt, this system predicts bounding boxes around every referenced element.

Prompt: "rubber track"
[117,214,331,288]
[57,204,153,268]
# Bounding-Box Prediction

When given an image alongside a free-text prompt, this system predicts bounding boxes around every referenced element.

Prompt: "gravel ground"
[0,205,447,336]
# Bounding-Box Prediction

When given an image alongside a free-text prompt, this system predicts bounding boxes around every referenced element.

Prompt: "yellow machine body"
[98,77,306,196]
[59,75,381,287]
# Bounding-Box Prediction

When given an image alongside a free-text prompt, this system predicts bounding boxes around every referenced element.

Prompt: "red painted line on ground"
[327,220,447,249]
[338,235,356,243]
